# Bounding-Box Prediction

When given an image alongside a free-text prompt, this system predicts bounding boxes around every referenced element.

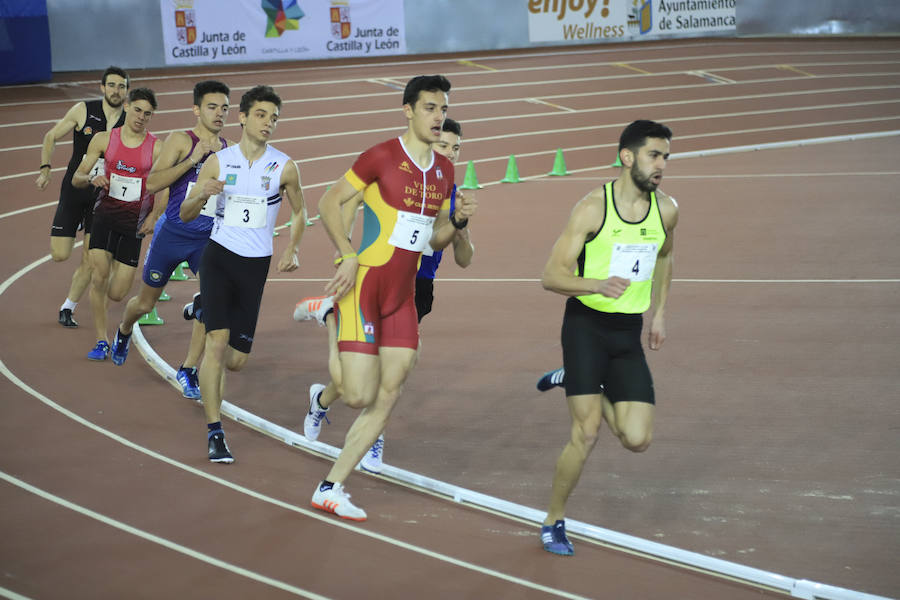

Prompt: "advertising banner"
[160,0,406,65]
[527,0,735,44]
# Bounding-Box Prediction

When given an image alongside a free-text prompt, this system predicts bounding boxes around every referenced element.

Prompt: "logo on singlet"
[83,126,93,136]
[115,160,136,173]
[261,176,271,191]
[398,161,413,174]
[225,174,237,185]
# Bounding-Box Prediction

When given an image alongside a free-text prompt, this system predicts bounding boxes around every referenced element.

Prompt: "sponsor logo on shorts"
[149,270,163,282]
[225,174,237,185]
[363,322,375,335]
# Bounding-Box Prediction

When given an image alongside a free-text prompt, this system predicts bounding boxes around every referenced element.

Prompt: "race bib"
[109,172,142,202]
[185,182,217,218]
[223,194,266,228]
[388,211,435,252]
[87,156,105,179]
[608,243,658,282]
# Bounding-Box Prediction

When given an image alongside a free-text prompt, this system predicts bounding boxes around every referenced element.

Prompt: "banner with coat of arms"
[160,0,406,65]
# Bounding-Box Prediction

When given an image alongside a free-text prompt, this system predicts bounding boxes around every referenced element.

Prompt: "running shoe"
[311,482,367,521]
[303,383,329,440]
[87,340,110,361]
[208,432,234,464]
[58,308,78,328]
[176,366,201,400]
[536,367,565,392]
[183,292,202,322]
[293,295,334,327]
[360,435,384,474]
[541,520,574,556]
[110,328,131,366]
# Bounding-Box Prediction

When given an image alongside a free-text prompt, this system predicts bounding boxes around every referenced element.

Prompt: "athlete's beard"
[630,165,659,192]
[105,93,124,108]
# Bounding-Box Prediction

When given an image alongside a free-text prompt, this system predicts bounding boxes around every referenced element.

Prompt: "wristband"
[334,252,357,265]
[449,213,468,230]
[40,164,51,170]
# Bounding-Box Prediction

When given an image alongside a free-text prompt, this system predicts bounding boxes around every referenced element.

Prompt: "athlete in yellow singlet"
[538,120,679,556]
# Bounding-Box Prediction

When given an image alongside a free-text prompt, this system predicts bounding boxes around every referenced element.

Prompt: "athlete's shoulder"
[265,144,291,163]
[654,189,678,229]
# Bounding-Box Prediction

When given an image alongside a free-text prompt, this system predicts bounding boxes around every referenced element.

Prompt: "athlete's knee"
[572,419,602,451]
[342,388,375,410]
[51,248,71,262]
[107,288,128,302]
[618,427,652,453]
[225,349,249,372]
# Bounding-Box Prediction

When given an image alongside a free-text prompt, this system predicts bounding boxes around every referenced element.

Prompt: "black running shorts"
[414,276,434,323]
[560,297,655,404]
[88,214,142,267]
[199,240,271,354]
[51,174,97,237]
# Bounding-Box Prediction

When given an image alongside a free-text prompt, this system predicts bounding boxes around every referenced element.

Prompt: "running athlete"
[108,81,232,402]
[309,75,477,521]
[294,117,475,474]
[539,120,678,556]
[72,88,161,362]
[181,85,306,464]
[37,66,128,327]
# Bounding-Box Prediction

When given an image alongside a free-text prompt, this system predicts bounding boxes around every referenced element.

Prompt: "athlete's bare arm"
[648,191,679,350]
[36,102,87,190]
[71,131,110,190]
[180,154,222,222]
[430,188,477,252]
[320,176,364,299]
[276,160,306,273]
[146,131,224,195]
[541,187,631,299]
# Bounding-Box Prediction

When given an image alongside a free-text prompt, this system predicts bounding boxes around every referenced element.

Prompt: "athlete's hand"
[648,314,667,350]
[202,178,225,197]
[188,139,213,166]
[36,170,51,190]
[138,215,156,237]
[325,256,358,300]
[454,190,477,221]
[91,174,110,190]
[277,247,300,272]
[594,276,630,298]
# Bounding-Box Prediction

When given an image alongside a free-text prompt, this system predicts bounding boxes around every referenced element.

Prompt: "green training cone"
[159,290,171,301]
[169,261,189,281]
[549,149,568,176]
[501,155,521,183]
[459,160,483,190]
[611,153,623,167]
[138,307,165,325]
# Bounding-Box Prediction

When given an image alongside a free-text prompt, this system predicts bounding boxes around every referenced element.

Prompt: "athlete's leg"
[606,401,654,452]
[50,235,76,262]
[544,393,605,525]
[326,346,416,484]
[182,320,206,368]
[318,312,342,409]
[88,248,113,343]
[200,329,230,424]
[119,283,164,334]
[106,261,137,302]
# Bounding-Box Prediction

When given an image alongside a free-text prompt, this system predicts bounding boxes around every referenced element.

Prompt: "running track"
[1,38,898,599]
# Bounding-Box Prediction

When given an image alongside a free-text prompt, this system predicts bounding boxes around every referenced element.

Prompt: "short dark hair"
[102,66,130,88]
[127,87,157,110]
[618,120,672,153]
[442,117,462,138]
[402,75,451,107]
[239,85,281,114]
[193,80,230,106]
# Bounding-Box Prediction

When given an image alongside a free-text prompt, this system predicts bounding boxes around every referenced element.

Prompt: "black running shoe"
[208,433,233,463]
[58,308,78,328]
[183,292,202,323]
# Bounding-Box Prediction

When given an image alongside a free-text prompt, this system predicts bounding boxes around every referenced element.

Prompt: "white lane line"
[0,471,331,600]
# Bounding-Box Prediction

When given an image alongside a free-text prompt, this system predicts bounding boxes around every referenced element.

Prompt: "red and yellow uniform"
[337,137,454,353]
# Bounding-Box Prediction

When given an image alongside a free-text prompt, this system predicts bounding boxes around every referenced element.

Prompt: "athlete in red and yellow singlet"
[337,136,454,353]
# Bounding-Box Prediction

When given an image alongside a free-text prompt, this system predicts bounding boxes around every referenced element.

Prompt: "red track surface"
[1,38,898,599]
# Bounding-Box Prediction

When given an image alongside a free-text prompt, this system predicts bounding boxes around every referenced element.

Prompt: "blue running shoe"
[537,367,565,392]
[360,435,384,474]
[110,329,131,366]
[176,366,202,400]
[87,340,110,361]
[541,520,574,556]
[183,292,202,323]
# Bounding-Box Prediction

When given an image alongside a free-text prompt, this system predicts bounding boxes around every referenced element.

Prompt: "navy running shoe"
[536,367,565,392]
[110,329,131,366]
[87,340,110,361]
[176,366,201,400]
[541,520,574,556]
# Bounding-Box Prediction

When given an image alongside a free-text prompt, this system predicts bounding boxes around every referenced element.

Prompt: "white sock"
[61,298,77,311]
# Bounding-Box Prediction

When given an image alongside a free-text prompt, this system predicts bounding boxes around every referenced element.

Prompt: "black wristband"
[450,213,468,230]
[40,164,51,170]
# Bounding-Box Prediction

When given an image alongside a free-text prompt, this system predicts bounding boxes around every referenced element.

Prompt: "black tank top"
[65,99,125,175]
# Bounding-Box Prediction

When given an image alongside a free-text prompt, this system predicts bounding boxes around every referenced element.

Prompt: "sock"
[319,480,335,492]
[117,327,132,341]
[313,389,328,411]
[61,298,77,311]
[207,422,223,439]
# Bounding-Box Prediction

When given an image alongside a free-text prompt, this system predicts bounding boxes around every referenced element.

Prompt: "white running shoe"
[359,435,384,474]
[293,295,334,327]
[311,482,367,521]
[304,383,329,440]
